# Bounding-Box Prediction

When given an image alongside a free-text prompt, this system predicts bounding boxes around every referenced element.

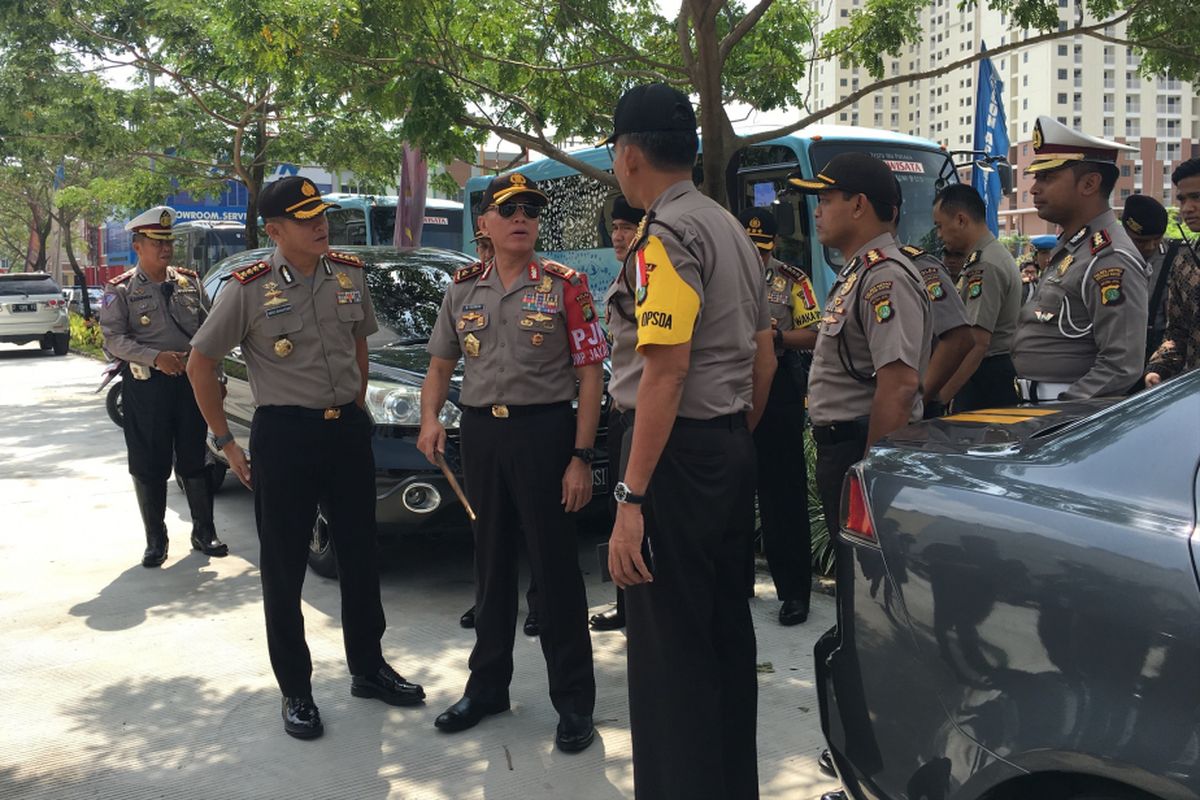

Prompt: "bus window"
[531,172,611,253]
[740,174,812,276]
[327,207,367,246]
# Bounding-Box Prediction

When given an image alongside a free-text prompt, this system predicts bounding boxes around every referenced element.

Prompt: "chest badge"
[1034,310,1055,322]
[531,333,545,346]
[274,338,294,358]
[464,333,481,358]
[537,275,553,293]
[263,281,289,307]
[336,272,354,290]
[139,314,151,326]
[1056,254,1073,277]
[839,272,859,297]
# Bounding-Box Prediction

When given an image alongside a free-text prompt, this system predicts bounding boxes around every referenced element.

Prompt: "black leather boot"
[181,472,228,557]
[133,478,168,567]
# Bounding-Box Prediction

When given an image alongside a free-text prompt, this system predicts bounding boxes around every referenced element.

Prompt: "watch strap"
[211,432,235,449]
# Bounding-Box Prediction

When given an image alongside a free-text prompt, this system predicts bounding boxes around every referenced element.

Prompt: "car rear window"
[0,275,61,296]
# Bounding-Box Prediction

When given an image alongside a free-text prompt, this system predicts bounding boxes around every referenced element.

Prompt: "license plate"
[592,464,609,494]
[11,303,36,313]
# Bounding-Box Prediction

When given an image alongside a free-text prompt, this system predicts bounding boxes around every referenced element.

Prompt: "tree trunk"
[29,202,51,271]
[243,117,268,250]
[687,0,736,207]
[61,220,92,319]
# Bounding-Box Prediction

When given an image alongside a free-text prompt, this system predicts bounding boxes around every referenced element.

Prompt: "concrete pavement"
[0,346,842,800]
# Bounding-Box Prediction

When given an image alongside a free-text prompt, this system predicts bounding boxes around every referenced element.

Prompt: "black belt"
[811,417,869,446]
[462,401,570,419]
[616,409,747,430]
[258,402,359,421]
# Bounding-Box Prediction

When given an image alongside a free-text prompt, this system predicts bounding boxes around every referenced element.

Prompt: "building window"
[1121,164,1131,177]
[1058,44,1068,56]
[1057,69,1068,80]
[1057,92,1068,104]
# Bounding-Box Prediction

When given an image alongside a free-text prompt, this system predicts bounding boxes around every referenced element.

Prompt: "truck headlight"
[364,381,461,429]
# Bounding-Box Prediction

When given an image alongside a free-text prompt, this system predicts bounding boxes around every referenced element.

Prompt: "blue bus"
[463,126,958,299]
[325,194,465,252]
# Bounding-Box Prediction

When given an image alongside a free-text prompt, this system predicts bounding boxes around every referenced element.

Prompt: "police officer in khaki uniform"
[99,206,227,567]
[604,83,773,800]
[590,194,646,633]
[789,154,932,549]
[419,173,604,752]
[930,183,1021,410]
[1012,117,1150,401]
[737,206,821,626]
[187,177,425,740]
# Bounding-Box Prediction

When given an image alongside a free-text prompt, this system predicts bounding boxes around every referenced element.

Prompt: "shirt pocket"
[263,312,303,337]
[336,304,365,323]
[129,296,159,323]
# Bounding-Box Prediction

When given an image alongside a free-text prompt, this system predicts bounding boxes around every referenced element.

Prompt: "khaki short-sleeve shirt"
[625,181,766,419]
[426,257,607,407]
[191,249,378,408]
[901,246,968,340]
[1012,210,1150,398]
[807,233,933,426]
[100,266,208,366]
[958,232,1022,355]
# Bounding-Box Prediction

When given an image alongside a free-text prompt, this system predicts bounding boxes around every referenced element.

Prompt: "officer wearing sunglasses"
[418,173,606,753]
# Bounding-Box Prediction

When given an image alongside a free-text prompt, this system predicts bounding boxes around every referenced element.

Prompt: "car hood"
[366,340,463,385]
[881,399,1116,454]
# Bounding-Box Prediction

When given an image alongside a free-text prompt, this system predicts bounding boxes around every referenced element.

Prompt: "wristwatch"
[210,431,236,449]
[572,447,596,464]
[613,481,646,505]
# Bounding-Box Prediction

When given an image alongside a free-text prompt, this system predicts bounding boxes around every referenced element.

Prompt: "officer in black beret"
[1120,194,1174,359]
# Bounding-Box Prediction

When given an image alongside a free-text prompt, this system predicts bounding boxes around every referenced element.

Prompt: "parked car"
[64,285,105,316]
[0,272,70,355]
[202,246,612,577]
[817,372,1200,800]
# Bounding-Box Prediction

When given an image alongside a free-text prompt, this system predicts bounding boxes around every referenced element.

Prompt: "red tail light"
[46,299,64,308]
[841,471,876,543]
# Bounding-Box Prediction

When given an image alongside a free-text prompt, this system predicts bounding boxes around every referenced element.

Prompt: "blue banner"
[972,44,1008,236]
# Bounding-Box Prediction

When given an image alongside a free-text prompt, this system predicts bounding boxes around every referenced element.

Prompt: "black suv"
[202,246,611,576]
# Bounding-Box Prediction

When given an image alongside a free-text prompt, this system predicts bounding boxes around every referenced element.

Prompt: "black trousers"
[121,367,208,483]
[953,352,1018,412]
[753,372,812,603]
[250,403,386,697]
[814,425,869,544]
[625,417,759,800]
[460,403,595,715]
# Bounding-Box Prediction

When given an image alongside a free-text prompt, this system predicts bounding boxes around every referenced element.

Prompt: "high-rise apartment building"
[809,0,1200,235]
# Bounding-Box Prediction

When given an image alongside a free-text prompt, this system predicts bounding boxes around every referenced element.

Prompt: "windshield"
[809,141,955,264]
[0,275,60,296]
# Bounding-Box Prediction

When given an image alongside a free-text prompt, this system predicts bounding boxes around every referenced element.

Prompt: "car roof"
[205,245,474,281]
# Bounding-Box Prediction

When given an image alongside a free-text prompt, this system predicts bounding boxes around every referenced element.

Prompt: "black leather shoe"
[282,696,323,739]
[818,748,836,778]
[181,475,228,556]
[523,611,540,637]
[821,793,848,800]
[779,599,809,626]
[589,606,625,631]
[460,605,476,629]
[555,712,595,753]
[434,695,510,733]
[351,663,425,706]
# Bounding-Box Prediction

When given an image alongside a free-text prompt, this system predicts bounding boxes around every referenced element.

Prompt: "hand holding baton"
[434,451,476,521]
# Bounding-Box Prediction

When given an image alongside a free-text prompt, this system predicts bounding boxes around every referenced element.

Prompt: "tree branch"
[720,0,775,62]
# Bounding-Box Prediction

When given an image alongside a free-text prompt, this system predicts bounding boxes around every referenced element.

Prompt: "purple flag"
[394,145,429,248]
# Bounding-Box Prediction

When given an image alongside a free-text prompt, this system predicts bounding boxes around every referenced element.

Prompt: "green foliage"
[999,233,1031,258]
[1165,208,1200,239]
[69,312,106,359]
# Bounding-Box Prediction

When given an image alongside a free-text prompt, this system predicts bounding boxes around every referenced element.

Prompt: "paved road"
[0,347,841,800]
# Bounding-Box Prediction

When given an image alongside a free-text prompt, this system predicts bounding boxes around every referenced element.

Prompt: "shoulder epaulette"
[863,249,893,269]
[175,267,199,278]
[543,260,582,286]
[1091,229,1112,255]
[778,263,807,284]
[107,269,135,286]
[327,250,363,268]
[901,245,926,258]
[232,261,271,285]
[453,262,485,284]
[965,250,982,267]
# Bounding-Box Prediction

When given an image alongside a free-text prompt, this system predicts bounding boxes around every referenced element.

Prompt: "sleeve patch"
[1092,266,1124,305]
[232,261,271,284]
[863,280,893,300]
[790,279,821,329]
[967,275,983,299]
[560,272,607,365]
[635,235,700,351]
[872,296,894,324]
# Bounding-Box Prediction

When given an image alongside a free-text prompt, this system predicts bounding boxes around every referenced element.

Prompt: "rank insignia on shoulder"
[965,250,981,267]
[1090,229,1112,255]
[778,264,806,284]
[901,245,925,258]
[176,267,199,278]
[233,261,271,284]
[544,260,581,285]
[327,250,363,268]
[864,249,887,267]
[1068,226,1090,248]
[108,270,135,286]
[453,262,485,283]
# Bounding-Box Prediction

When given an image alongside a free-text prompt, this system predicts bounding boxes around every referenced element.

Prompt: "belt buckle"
[324,407,341,420]
[491,404,509,419]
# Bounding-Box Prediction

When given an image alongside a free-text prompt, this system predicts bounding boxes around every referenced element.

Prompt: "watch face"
[614,482,628,502]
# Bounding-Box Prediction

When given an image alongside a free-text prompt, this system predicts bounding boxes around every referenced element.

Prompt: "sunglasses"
[491,202,544,219]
